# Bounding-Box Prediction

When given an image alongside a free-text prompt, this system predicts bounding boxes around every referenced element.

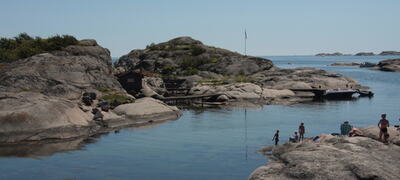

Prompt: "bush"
[97,88,111,93]
[160,64,176,75]
[183,67,199,75]
[190,45,206,56]
[210,58,219,63]
[180,56,212,70]
[0,33,78,62]
[99,93,134,103]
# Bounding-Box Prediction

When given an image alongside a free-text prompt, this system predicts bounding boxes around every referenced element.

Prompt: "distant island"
[315,52,348,56]
[379,51,400,56]
[355,52,375,56]
[316,51,400,56]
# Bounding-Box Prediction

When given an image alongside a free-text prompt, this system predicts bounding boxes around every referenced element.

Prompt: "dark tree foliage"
[0,33,78,62]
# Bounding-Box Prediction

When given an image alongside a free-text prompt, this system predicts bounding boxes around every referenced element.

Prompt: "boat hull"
[322,90,357,100]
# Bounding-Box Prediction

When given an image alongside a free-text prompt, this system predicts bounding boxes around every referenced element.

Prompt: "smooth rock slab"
[112,97,181,127]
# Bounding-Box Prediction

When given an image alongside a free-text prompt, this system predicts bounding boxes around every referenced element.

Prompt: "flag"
[245,29,247,40]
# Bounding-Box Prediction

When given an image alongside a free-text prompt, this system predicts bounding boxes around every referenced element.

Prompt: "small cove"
[1,56,400,180]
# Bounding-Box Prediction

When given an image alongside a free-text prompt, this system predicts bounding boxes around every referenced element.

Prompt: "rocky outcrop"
[379,51,400,56]
[0,39,124,100]
[252,67,363,90]
[191,83,295,101]
[372,59,400,72]
[0,39,180,143]
[116,37,366,106]
[114,36,274,76]
[329,62,361,66]
[250,129,400,180]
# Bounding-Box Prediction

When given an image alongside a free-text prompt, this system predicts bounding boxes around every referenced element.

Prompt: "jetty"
[162,94,224,106]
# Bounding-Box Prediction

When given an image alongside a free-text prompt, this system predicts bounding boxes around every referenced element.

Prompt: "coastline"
[250,126,400,180]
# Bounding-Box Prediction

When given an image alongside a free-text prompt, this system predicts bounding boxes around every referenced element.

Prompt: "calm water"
[1,56,400,180]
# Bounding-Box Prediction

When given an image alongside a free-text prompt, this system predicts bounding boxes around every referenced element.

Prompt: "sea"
[1,56,399,180]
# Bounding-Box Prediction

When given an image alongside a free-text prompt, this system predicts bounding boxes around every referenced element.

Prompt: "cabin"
[116,69,155,95]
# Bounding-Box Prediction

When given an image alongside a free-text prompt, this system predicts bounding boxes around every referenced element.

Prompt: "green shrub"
[99,93,134,103]
[210,58,219,63]
[180,56,212,70]
[0,33,78,62]
[97,88,111,93]
[161,64,176,75]
[146,43,161,51]
[190,45,206,56]
[183,67,199,75]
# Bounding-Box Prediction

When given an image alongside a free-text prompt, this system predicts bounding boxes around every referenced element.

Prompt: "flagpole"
[244,29,247,56]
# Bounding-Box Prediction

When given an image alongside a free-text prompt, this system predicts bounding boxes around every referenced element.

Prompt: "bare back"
[379,119,389,128]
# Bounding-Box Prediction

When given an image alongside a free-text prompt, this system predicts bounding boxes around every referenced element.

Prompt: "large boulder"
[0,39,125,100]
[250,135,400,180]
[113,97,181,126]
[360,126,400,145]
[0,92,93,143]
[143,77,167,95]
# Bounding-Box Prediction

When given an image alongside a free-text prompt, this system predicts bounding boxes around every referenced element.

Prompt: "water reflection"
[0,138,91,158]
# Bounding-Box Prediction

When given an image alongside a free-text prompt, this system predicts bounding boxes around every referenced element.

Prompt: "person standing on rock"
[299,123,305,141]
[378,114,390,143]
[272,130,280,145]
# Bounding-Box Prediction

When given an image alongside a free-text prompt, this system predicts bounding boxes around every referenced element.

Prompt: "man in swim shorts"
[378,114,390,143]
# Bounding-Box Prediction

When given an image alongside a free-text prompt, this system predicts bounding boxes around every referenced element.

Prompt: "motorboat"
[322,89,358,99]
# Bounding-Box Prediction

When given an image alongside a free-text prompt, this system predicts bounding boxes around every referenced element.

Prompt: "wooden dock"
[289,88,326,98]
[162,93,223,106]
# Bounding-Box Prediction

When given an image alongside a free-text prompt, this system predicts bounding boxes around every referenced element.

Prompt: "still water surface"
[1,56,399,180]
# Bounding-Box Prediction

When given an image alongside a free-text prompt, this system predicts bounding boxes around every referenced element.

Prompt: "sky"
[1,0,399,57]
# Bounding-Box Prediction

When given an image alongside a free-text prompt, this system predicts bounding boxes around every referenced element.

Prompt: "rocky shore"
[0,39,181,143]
[0,36,368,144]
[329,62,361,66]
[116,37,367,107]
[249,127,400,180]
[371,59,400,72]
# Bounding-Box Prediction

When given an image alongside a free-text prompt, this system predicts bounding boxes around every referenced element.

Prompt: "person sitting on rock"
[289,132,299,143]
[340,121,353,136]
[92,108,107,127]
[378,114,390,143]
[272,130,280,146]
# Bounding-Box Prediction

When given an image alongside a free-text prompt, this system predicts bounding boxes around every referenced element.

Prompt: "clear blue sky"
[1,0,399,57]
